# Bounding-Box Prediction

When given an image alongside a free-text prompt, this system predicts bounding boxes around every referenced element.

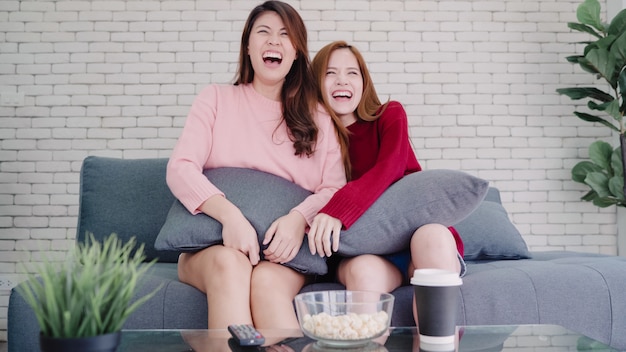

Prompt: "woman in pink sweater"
[167,2,347,330]
[308,41,465,320]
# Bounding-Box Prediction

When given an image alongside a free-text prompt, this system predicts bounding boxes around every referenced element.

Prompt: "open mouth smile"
[263,51,283,64]
[332,90,353,100]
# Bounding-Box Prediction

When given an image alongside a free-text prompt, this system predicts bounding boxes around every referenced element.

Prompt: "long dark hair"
[235,1,318,157]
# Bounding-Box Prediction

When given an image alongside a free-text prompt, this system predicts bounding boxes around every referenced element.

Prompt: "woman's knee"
[339,255,392,282]
[250,262,278,290]
[338,255,402,292]
[179,246,252,284]
[410,224,461,273]
[251,262,305,294]
[411,224,456,248]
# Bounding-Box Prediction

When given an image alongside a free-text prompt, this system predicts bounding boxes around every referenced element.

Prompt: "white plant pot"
[619,206,626,256]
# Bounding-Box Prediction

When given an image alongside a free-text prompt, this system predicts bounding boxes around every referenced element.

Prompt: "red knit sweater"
[319,101,464,256]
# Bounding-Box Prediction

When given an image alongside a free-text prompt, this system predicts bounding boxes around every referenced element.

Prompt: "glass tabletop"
[118,325,617,352]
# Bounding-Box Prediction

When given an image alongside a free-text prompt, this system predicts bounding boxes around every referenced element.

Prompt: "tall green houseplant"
[557,0,626,207]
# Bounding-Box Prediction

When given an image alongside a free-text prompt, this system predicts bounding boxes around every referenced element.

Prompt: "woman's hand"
[308,213,342,257]
[221,212,260,265]
[199,195,260,265]
[262,212,307,264]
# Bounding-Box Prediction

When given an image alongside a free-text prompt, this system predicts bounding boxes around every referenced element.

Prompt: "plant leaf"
[586,101,604,112]
[585,47,616,85]
[574,111,621,131]
[592,196,619,207]
[593,35,617,52]
[576,56,603,74]
[588,100,621,120]
[613,146,624,177]
[568,22,603,38]
[572,160,603,183]
[556,87,614,101]
[610,31,626,65]
[608,8,626,35]
[589,140,614,170]
[577,0,604,32]
[609,175,625,200]
[566,54,584,64]
[585,171,611,197]
[619,70,626,114]
[580,189,598,201]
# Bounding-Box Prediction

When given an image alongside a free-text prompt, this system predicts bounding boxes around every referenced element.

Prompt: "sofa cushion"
[455,188,532,260]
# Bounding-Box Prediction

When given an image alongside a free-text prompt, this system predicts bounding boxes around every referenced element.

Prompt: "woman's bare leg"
[178,246,253,329]
[337,254,402,293]
[408,223,461,325]
[250,261,306,329]
[409,224,460,275]
[337,255,400,345]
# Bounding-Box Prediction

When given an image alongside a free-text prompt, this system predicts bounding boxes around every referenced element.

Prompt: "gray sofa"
[8,156,626,351]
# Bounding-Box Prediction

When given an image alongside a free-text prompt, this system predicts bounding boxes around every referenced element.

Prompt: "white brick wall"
[0,0,621,342]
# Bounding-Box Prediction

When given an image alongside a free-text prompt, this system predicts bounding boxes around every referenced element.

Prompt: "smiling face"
[323,48,363,125]
[247,11,297,90]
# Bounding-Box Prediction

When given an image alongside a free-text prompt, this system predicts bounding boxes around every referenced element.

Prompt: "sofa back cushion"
[456,187,532,261]
[77,156,179,262]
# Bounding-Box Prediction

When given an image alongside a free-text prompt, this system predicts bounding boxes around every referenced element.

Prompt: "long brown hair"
[312,40,388,124]
[312,41,391,178]
[235,0,318,157]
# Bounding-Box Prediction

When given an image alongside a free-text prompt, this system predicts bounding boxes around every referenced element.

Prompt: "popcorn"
[301,311,389,340]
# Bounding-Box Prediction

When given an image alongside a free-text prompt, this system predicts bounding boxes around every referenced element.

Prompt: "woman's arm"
[264,109,347,263]
[166,85,224,213]
[320,101,417,229]
[167,85,260,264]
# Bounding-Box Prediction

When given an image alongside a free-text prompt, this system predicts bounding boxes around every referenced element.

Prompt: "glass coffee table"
[118,325,617,351]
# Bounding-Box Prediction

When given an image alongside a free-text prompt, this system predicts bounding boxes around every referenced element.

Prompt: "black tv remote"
[228,338,262,351]
[227,324,265,346]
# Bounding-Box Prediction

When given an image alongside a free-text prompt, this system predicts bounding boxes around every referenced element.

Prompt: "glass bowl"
[294,290,394,348]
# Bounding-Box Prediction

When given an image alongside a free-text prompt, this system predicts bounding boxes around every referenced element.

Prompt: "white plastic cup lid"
[410,268,462,287]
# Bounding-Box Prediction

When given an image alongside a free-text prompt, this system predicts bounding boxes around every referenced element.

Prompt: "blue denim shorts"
[384,250,467,283]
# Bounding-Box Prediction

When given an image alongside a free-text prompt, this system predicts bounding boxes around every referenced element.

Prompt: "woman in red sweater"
[309,41,466,311]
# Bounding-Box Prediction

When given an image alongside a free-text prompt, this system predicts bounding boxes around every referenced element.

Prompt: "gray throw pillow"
[455,189,532,261]
[155,168,490,274]
[154,168,326,275]
[336,169,490,256]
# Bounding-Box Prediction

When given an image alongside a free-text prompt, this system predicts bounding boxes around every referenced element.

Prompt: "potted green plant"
[556,0,626,208]
[17,233,160,352]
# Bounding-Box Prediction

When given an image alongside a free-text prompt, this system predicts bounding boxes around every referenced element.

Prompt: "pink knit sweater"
[166,83,347,225]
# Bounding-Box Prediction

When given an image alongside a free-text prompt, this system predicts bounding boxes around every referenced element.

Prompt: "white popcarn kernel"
[302,311,389,340]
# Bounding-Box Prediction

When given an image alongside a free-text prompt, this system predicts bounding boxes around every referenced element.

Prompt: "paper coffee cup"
[411,269,462,345]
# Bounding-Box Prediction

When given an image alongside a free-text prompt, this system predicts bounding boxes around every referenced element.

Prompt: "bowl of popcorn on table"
[294,290,394,348]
